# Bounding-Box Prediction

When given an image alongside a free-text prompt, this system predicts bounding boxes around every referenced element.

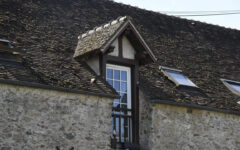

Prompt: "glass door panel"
[106,64,132,143]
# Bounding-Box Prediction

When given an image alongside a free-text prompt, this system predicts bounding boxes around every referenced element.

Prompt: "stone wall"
[139,90,153,150]
[0,83,113,150]
[139,90,240,150]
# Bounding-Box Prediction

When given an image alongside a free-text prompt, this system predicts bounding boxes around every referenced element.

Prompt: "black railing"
[111,107,134,149]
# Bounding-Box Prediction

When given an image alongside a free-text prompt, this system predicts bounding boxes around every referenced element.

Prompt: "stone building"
[0,0,240,150]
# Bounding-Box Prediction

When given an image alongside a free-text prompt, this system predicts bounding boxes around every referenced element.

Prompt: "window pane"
[120,93,127,104]
[114,81,120,91]
[114,98,120,103]
[113,111,121,115]
[121,118,125,131]
[167,71,196,86]
[230,83,240,92]
[107,79,113,86]
[116,118,119,132]
[121,71,127,81]
[121,104,127,109]
[121,118,125,142]
[114,70,120,80]
[121,82,127,93]
[107,69,113,79]
[113,103,120,108]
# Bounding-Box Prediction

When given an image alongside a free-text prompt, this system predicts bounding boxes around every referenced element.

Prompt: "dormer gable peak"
[73,16,157,65]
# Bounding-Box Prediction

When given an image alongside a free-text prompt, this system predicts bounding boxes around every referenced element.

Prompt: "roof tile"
[74,16,127,58]
[0,0,239,111]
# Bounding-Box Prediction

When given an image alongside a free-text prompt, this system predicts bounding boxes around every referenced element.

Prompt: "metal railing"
[111,107,132,148]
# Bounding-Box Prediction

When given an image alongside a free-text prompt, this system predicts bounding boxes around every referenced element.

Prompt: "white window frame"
[106,64,132,109]
[160,66,198,87]
[221,78,240,96]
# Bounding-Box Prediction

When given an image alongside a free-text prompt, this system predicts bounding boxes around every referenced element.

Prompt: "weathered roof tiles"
[0,0,240,113]
[78,16,127,40]
[74,16,128,59]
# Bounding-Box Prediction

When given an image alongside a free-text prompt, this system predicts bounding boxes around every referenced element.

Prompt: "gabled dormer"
[74,16,156,75]
[74,16,156,150]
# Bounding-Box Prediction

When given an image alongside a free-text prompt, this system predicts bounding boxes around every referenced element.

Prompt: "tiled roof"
[0,60,39,82]
[0,50,118,98]
[74,16,127,58]
[74,15,157,63]
[23,50,118,97]
[0,0,240,111]
[0,0,118,98]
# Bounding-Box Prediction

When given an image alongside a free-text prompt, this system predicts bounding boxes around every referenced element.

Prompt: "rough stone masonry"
[0,83,113,150]
[139,90,240,150]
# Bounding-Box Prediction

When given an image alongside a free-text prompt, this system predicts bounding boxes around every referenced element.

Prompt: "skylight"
[0,39,14,48]
[160,66,197,87]
[221,79,240,96]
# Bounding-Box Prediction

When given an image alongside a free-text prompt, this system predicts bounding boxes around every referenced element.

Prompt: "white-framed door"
[106,64,132,143]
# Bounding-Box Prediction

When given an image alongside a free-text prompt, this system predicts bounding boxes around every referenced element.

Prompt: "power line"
[159,10,240,17]
[174,12,240,17]
[160,10,240,14]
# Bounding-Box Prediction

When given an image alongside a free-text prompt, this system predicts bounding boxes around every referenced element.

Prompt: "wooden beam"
[118,34,123,58]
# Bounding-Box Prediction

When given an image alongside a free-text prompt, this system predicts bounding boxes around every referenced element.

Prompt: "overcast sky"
[113,0,240,30]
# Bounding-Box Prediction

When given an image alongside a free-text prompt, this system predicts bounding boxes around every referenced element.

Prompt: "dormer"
[0,39,24,62]
[73,16,156,149]
[74,16,156,76]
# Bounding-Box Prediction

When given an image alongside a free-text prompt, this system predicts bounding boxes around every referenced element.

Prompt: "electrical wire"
[159,10,240,17]
[160,10,240,14]
[174,12,240,17]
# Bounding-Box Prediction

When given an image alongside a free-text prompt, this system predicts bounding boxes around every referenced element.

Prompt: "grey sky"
[113,0,240,30]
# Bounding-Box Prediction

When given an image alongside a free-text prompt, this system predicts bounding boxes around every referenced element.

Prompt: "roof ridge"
[78,16,128,40]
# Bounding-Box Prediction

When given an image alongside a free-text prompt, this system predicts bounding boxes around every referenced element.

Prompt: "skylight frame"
[221,79,240,96]
[0,39,10,43]
[0,39,14,48]
[160,66,198,88]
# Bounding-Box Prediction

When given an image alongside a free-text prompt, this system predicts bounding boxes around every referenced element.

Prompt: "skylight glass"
[167,71,196,87]
[160,66,197,87]
[221,79,240,96]
[230,83,240,92]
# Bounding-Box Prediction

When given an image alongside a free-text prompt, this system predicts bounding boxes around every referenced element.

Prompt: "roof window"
[221,79,240,96]
[0,39,14,48]
[0,39,24,62]
[160,66,197,87]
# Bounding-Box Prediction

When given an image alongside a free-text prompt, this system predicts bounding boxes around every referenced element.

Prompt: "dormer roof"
[74,16,157,64]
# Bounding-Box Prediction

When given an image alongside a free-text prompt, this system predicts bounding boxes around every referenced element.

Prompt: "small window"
[0,39,13,48]
[221,79,240,96]
[160,66,197,87]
